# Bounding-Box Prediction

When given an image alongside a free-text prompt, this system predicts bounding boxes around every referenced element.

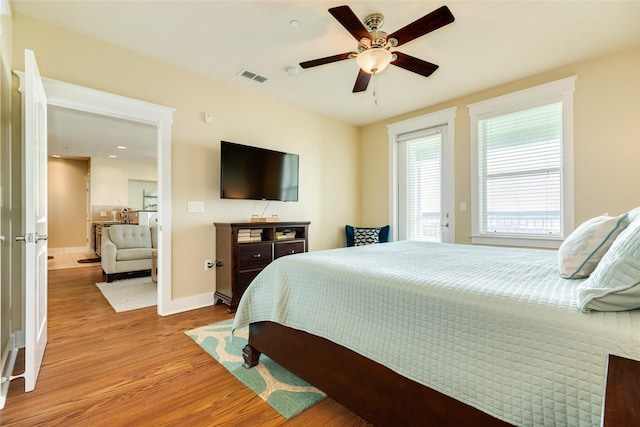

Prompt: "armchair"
[101,224,158,282]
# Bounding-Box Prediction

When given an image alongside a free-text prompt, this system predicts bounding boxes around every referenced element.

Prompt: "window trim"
[468,76,576,249]
[387,107,456,243]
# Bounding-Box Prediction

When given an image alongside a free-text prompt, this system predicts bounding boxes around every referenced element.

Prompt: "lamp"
[356,48,392,74]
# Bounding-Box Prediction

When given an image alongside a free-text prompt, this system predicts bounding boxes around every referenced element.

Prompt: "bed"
[232,240,640,426]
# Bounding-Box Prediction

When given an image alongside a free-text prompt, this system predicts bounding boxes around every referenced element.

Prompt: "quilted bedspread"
[233,241,640,426]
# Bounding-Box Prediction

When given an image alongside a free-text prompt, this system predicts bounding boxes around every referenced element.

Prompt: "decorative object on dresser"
[214,221,309,313]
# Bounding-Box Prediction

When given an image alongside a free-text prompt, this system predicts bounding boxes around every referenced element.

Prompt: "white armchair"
[101,224,158,282]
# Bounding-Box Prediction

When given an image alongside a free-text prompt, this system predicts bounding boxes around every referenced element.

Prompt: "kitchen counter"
[93,221,124,226]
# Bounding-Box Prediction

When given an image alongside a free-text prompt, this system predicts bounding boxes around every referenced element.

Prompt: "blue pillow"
[345,225,390,247]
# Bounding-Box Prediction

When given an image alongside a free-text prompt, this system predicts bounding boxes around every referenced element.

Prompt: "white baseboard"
[48,246,91,255]
[13,330,24,349]
[0,334,19,410]
[158,292,214,316]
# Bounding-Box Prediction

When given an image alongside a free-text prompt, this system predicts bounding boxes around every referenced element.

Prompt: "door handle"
[15,233,48,243]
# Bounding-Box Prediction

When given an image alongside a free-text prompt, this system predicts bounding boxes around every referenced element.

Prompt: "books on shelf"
[275,229,296,240]
[236,227,298,242]
[237,228,263,243]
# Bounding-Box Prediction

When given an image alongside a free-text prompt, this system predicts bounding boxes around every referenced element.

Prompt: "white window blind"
[478,102,563,237]
[397,128,443,242]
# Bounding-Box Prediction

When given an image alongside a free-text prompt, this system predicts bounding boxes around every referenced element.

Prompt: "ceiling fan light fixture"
[356,48,392,74]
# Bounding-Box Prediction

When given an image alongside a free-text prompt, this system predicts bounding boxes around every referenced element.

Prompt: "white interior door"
[20,49,48,392]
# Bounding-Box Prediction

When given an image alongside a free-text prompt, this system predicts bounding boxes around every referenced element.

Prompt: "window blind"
[478,101,563,236]
[398,128,442,242]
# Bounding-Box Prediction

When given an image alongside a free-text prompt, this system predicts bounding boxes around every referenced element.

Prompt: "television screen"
[220,141,299,202]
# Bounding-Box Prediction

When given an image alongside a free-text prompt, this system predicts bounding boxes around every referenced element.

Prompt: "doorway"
[397,125,448,242]
[387,107,457,243]
[38,76,174,315]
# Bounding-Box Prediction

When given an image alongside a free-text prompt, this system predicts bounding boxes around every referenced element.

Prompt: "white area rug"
[96,277,157,312]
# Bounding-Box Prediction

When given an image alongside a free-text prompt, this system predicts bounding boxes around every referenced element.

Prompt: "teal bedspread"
[233,241,640,426]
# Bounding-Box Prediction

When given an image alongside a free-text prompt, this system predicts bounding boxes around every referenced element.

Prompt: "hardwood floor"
[0,266,370,426]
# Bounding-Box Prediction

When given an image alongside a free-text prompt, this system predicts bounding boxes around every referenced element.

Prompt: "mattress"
[233,241,640,426]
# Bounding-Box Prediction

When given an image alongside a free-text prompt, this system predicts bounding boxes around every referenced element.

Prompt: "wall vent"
[238,69,268,84]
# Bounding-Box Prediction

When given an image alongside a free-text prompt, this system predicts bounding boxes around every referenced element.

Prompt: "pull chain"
[372,72,380,107]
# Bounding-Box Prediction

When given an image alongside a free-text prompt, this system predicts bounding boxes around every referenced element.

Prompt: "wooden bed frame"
[243,321,510,426]
[242,321,639,426]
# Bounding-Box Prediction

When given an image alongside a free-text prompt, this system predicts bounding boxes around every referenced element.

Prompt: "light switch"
[188,201,205,213]
[460,202,467,212]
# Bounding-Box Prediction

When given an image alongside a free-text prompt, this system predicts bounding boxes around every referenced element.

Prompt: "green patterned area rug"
[186,319,325,419]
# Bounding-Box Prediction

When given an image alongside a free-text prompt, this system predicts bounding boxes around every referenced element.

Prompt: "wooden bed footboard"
[243,321,511,427]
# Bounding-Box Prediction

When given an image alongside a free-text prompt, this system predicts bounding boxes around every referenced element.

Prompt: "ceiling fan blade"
[329,5,372,41]
[391,52,439,78]
[352,69,371,93]
[300,52,356,69]
[388,5,455,47]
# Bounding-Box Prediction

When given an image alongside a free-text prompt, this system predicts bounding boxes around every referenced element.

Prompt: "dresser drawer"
[236,270,262,296]
[274,241,306,259]
[238,243,273,269]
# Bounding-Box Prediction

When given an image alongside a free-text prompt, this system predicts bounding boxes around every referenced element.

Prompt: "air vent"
[238,69,268,84]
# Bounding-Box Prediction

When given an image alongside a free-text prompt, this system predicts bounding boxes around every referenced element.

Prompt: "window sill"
[471,235,563,249]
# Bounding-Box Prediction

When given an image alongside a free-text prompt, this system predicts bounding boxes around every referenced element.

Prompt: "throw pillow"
[558,213,630,279]
[354,227,381,246]
[345,225,390,247]
[576,216,640,312]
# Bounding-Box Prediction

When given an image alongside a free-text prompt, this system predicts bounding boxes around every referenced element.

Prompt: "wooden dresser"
[214,221,310,313]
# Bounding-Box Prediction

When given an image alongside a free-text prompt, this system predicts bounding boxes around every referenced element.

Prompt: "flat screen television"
[220,141,299,202]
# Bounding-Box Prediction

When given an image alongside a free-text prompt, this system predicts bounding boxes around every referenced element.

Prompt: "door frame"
[387,107,457,243]
[21,74,176,315]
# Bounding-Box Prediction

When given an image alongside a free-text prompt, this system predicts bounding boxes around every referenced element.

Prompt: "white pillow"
[576,216,640,312]
[628,206,640,223]
[558,213,630,279]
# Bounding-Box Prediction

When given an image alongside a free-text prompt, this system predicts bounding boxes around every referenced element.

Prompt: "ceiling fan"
[300,5,455,93]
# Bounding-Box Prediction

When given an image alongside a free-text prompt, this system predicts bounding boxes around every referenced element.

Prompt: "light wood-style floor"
[0,266,370,426]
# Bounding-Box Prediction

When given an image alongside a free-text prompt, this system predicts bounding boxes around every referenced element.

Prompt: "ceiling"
[13,1,640,160]
[47,105,157,161]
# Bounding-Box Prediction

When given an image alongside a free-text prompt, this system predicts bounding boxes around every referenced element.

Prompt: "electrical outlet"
[204,260,213,271]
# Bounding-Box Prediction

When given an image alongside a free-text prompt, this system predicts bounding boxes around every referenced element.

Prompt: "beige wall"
[90,157,157,206]
[12,14,360,301]
[47,157,89,249]
[360,47,640,244]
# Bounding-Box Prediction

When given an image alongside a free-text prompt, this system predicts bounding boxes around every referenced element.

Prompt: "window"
[387,108,456,243]
[468,76,576,248]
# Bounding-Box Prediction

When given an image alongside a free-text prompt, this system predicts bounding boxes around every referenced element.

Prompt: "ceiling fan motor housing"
[359,12,396,53]
[357,30,392,53]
